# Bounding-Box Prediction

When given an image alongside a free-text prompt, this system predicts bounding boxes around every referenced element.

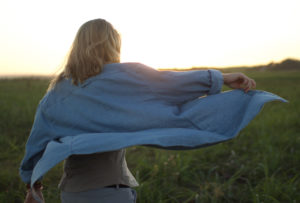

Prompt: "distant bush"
[266,58,300,70]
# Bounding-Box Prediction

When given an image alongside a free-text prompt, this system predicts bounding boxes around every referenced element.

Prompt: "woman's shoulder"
[103,62,153,72]
[95,62,157,81]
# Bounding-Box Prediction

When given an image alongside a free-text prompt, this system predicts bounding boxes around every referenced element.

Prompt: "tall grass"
[0,71,299,202]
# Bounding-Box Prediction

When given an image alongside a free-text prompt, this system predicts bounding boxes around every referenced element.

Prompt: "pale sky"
[0,0,299,75]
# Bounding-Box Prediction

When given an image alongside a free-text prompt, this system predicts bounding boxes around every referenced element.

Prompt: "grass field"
[0,70,299,203]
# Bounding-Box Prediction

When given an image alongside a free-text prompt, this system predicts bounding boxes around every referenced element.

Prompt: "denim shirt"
[19,62,286,187]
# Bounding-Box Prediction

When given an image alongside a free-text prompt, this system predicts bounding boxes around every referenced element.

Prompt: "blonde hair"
[48,19,121,90]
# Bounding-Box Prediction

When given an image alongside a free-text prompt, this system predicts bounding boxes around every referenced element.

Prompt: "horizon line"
[1,57,299,78]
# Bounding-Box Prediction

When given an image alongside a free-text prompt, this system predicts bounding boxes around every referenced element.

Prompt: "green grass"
[0,71,299,203]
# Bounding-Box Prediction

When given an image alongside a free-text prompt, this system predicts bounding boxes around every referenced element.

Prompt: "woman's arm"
[121,63,256,104]
[20,104,57,184]
[122,63,224,104]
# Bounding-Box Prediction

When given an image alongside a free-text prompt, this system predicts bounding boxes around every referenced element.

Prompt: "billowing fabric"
[19,62,286,188]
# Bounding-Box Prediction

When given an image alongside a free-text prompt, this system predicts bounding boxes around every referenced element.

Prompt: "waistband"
[105,184,129,188]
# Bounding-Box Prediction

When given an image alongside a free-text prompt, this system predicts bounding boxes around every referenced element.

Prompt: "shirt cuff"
[20,169,33,184]
[208,69,223,95]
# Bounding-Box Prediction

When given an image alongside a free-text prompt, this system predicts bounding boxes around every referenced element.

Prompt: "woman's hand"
[222,73,256,92]
[24,183,45,203]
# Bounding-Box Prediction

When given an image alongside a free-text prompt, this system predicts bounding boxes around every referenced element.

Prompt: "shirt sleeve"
[127,63,224,104]
[19,105,52,183]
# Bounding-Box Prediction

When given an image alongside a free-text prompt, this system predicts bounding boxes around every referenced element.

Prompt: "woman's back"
[59,149,138,192]
[40,62,223,138]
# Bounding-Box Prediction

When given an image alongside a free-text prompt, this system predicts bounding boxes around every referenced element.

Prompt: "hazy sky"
[0,0,299,75]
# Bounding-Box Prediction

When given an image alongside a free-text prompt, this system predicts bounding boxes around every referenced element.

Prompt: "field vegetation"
[0,66,299,202]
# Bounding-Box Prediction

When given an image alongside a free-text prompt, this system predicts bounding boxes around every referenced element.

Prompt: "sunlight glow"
[0,0,299,75]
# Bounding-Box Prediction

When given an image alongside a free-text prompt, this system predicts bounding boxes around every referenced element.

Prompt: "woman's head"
[49,19,121,88]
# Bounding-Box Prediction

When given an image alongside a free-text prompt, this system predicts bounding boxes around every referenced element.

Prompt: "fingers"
[240,74,256,93]
[251,79,256,89]
[240,73,256,93]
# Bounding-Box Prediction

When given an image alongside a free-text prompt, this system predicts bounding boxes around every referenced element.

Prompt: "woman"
[21,19,284,203]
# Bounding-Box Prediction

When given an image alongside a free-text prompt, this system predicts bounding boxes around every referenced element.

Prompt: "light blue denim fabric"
[19,63,287,188]
[61,187,137,203]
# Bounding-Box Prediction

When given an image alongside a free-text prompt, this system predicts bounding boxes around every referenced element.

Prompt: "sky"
[0,0,300,76]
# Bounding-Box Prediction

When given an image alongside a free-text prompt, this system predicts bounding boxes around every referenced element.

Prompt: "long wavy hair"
[48,19,121,90]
